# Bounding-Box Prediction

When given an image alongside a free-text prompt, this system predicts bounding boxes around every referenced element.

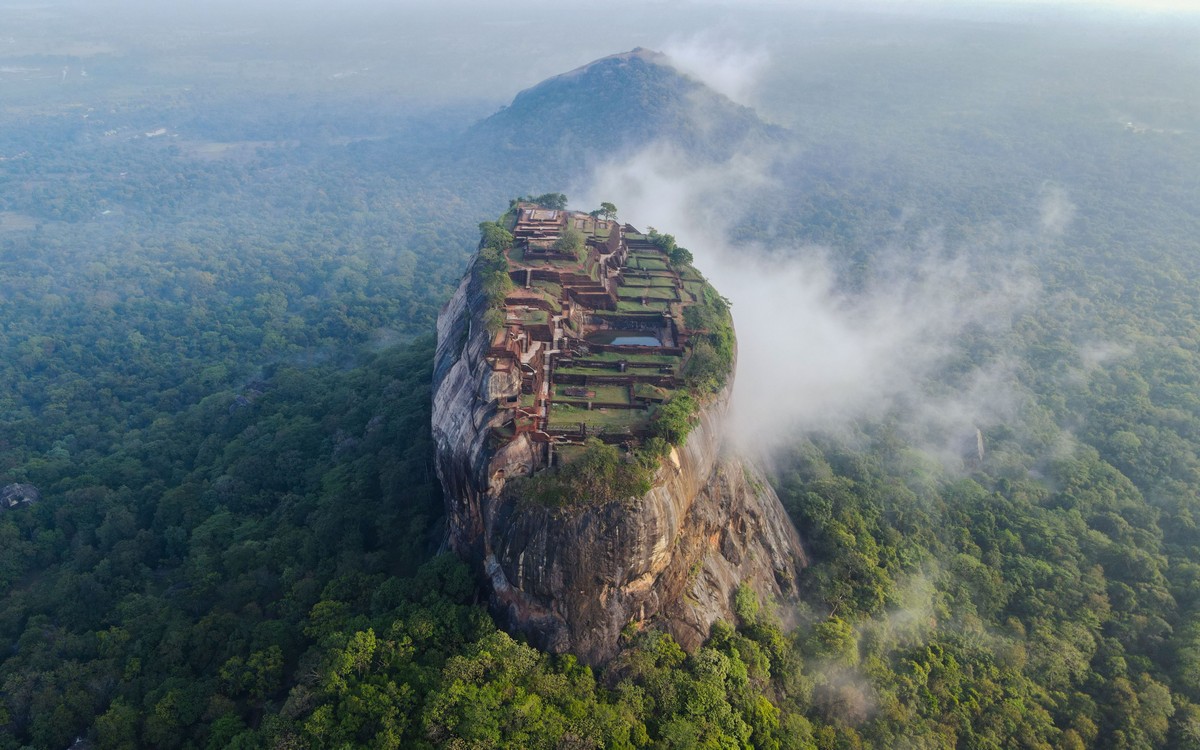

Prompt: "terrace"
[484,204,713,466]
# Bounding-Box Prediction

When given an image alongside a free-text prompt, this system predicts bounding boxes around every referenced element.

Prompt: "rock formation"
[432,204,805,665]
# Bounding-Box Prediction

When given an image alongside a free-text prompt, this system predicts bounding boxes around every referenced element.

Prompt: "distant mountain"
[458,48,784,170]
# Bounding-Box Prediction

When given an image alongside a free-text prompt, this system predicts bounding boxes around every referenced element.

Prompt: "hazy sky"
[4,0,1196,108]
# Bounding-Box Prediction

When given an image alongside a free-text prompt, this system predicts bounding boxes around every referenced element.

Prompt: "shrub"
[653,394,698,446]
[554,226,587,261]
[516,438,654,507]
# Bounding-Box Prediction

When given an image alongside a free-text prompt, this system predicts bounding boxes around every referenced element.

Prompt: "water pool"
[586,330,661,346]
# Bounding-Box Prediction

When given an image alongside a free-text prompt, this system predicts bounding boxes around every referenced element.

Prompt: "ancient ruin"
[484,203,709,469]
[0,483,39,511]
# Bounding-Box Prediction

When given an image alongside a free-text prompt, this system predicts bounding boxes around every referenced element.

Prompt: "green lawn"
[538,294,563,313]
[547,403,648,431]
[554,366,607,376]
[590,310,668,321]
[531,280,562,298]
[617,299,671,312]
[510,309,549,325]
[618,286,677,301]
[554,383,630,404]
[620,276,677,288]
[630,257,669,271]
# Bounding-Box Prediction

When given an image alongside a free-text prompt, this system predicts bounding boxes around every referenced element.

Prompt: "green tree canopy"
[553,226,587,261]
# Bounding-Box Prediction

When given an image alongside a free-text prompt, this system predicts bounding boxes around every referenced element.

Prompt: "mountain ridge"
[458,47,785,171]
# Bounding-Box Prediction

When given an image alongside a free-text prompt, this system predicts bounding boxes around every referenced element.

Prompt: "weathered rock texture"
[432,260,806,665]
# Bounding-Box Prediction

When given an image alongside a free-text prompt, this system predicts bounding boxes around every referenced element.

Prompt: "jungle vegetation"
[1,8,1199,749]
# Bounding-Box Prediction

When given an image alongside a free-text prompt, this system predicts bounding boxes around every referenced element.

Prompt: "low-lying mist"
[578,142,1043,461]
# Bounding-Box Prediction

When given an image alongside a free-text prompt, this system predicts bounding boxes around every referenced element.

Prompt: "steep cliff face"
[432,238,806,665]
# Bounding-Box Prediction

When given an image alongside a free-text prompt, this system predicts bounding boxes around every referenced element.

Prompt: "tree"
[518,438,654,507]
[669,246,694,267]
[647,228,676,252]
[599,202,617,221]
[653,394,697,446]
[517,193,567,210]
[553,227,587,261]
[478,221,513,252]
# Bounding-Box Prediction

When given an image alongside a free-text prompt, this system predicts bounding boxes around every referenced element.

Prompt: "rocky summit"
[432,200,805,665]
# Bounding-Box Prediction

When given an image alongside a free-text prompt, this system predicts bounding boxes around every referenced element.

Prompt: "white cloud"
[1039,184,1076,237]
[661,33,769,107]
[578,142,1038,456]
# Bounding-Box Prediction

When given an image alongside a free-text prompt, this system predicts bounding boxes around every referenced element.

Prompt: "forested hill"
[345,48,783,231]
[450,47,783,180]
[2,22,1200,750]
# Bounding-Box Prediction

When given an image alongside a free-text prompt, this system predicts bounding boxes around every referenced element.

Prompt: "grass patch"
[617,299,671,313]
[554,383,630,404]
[547,403,648,431]
[509,309,549,325]
[531,280,562,298]
[634,383,675,401]
[536,294,562,314]
[681,282,735,392]
[555,365,624,376]
[620,276,676,288]
[618,287,677,301]
[630,256,669,271]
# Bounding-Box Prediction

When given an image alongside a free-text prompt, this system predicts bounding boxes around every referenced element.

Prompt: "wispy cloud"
[579,141,1039,458]
[1038,183,1076,237]
[661,33,769,107]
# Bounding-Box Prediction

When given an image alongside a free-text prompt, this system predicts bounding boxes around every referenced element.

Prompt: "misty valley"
[2,2,1200,749]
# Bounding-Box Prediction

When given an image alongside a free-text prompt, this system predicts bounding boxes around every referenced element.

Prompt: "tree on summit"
[589,202,618,223]
[668,246,693,267]
[511,192,567,210]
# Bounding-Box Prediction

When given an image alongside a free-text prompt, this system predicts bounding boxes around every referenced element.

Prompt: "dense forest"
[3,4,1200,748]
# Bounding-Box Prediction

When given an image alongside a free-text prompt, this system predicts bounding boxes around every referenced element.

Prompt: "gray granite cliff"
[432,253,806,666]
